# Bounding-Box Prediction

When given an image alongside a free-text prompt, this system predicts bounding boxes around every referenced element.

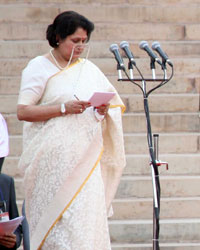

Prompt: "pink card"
[88,92,115,107]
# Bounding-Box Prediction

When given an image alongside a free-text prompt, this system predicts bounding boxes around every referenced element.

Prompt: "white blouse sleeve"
[0,113,9,157]
[18,57,49,105]
[94,109,105,122]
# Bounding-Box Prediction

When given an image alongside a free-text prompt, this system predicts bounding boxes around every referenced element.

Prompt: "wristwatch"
[61,103,66,115]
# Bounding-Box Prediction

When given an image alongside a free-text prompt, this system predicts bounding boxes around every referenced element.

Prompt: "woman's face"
[58,27,88,61]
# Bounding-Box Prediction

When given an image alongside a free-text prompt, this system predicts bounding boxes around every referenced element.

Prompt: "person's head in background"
[0,114,9,173]
[46,11,94,63]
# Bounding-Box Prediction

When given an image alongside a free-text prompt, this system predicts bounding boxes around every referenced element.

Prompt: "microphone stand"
[118,61,173,250]
[161,61,168,80]
[143,78,161,250]
[117,64,124,80]
[128,61,134,79]
[150,59,156,80]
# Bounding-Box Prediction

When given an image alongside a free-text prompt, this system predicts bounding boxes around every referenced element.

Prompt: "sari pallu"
[18,59,126,249]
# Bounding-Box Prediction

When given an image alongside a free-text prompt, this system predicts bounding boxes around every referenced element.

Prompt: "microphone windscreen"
[120,41,129,49]
[152,41,160,50]
[139,41,148,49]
[109,44,119,52]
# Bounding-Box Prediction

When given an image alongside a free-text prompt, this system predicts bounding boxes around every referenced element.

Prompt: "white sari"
[18,58,126,250]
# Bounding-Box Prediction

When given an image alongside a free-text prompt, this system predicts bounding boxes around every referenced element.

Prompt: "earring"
[56,41,59,46]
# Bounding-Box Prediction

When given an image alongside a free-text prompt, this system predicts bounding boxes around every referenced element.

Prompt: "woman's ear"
[56,35,60,46]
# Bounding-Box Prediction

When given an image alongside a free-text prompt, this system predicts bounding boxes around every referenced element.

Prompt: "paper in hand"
[0,216,24,235]
[88,92,115,107]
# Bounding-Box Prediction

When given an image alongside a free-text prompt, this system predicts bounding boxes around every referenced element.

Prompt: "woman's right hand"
[17,100,91,122]
[0,233,16,248]
[65,100,91,114]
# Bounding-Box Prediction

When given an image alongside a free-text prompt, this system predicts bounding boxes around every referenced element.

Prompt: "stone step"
[91,58,200,76]
[0,75,199,96]
[0,41,50,59]
[7,132,200,157]
[0,5,59,23]
[111,75,200,95]
[2,0,200,4]
[9,136,22,157]
[14,175,200,200]
[111,242,200,250]
[2,153,200,178]
[0,77,21,95]
[116,176,200,199]
[0,21,185,41]
[126,41,200,58]
[123,113,199,133]
[0,4,200,24]
[112,197,200,220]
[0,20,196,42]
[9,58,189,79]
[109,219,200,244]
[186,24,200,40]
[0,57,200,79]
[2,157,22,178]
[3,115,22,135]
[1,57,200,79]
[0,93,198,114]
[1,41,200,59]
[0,74,199,96]
[124,133,199,154]
[3,112,199,137]
[122,94,199,113]
[14,178,24,200]
[16,200,23,216]
[0,95,18,114]
[125,154,200,176]
[0,59,29,77]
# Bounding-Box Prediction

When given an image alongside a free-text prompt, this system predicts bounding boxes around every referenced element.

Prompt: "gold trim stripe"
[47,58,82,83]
[110,104,126,113]
[38,148,104,249]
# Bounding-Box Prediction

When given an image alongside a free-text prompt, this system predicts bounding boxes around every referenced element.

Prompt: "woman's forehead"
[70,27,88,38]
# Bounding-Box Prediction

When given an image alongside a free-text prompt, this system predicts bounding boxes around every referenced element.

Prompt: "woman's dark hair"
[46,11,95,48]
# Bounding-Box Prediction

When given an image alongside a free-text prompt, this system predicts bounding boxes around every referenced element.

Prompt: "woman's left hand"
[96,104,110,116]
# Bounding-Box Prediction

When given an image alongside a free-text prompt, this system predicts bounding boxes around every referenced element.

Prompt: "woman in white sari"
[17,11,126,250]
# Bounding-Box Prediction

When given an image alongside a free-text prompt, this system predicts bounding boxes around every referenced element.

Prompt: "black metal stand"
[118,63,173,250]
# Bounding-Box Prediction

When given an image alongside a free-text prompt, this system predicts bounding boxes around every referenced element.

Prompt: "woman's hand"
[96,104,110,116]
[0,233,16,248]
[17,100,91,122]
[65,100,91,114]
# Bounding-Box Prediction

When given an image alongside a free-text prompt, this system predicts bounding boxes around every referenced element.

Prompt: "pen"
[74,94,80,101]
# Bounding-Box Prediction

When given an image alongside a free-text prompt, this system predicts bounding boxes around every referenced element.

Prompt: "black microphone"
[119,41,136,65]
[152,41,173,67]
[109,44,125,70]
[139,41,162,66]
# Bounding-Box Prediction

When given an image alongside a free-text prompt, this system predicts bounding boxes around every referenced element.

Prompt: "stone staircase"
[0,1,200,249]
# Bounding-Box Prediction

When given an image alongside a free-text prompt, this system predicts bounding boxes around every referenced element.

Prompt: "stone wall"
[0,1,200,249]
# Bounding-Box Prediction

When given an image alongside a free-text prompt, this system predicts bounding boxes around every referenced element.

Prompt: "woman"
[17,11,126,250]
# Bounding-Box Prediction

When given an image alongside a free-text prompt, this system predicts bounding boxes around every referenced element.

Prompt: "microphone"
[139,41,162,66]
[109,44,125,70]
[119,41,136,66]
[152,41,173,67]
